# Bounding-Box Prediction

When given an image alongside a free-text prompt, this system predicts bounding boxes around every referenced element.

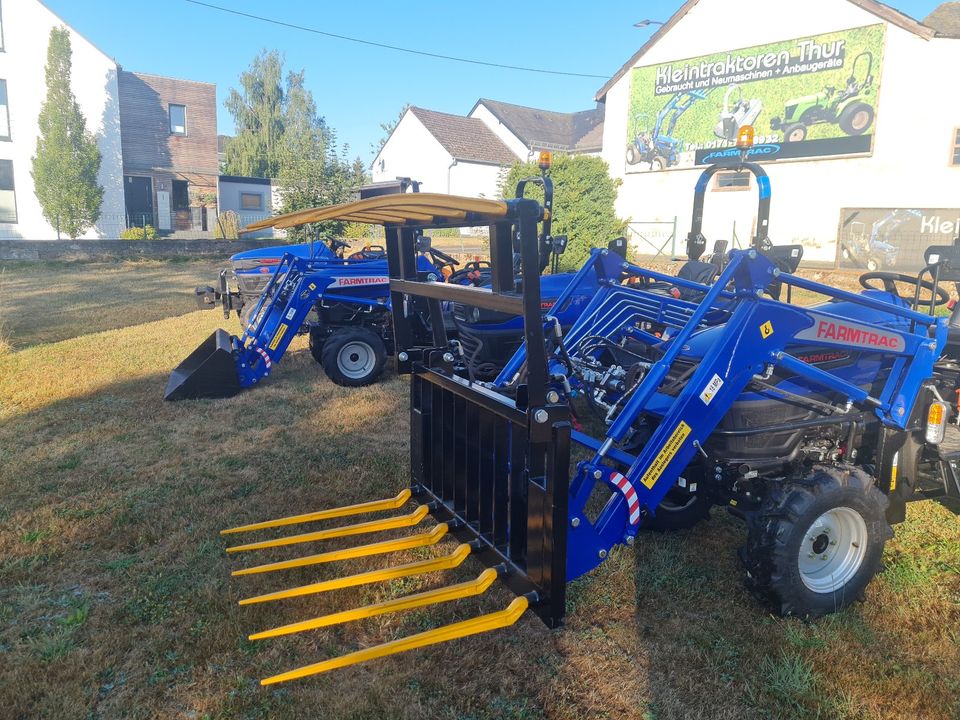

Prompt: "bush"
[119,225,158,240]
[214,211,241,240]
[501,154,625,272]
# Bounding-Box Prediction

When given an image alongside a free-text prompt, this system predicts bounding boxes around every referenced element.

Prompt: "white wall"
[469,103,533,161]
[0,0,125,239]
[372,111,455,194]
[448,160,506,199]
[600,0,960,263]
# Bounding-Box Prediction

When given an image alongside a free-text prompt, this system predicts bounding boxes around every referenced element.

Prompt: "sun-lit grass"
[0,261,957,719]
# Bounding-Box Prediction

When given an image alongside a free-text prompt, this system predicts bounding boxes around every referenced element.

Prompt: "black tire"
[239,302,257,333]
[626,145,639,165]
[642,486,713,531]
[320,327,387,387]
[308,327,325,365]
[866,258,879,272]
[782,123,807,143]
[740,465,892,618]
[838,102,874,135]
[652,156,667,171]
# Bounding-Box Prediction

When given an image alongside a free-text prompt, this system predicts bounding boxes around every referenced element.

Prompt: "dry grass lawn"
[0,260,957,720]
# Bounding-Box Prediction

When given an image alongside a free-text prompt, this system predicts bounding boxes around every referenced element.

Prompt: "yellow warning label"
[760,321,774,339]
[639,421,691,489]
[268,323,288,351]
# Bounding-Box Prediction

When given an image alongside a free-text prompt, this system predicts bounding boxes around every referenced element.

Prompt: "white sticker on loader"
[285,307,297,321]
[700,374,724,405]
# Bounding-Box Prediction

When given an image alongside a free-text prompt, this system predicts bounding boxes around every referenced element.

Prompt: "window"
[0,80,9,140]
[169,104,186,135]
[713,171,751,192]
[240,192,263,211]
[172,180,189,210]
[0,159,17,223]
[952,128,960,166]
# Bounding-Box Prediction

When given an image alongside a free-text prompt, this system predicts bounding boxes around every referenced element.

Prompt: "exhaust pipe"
[164,329,242,401]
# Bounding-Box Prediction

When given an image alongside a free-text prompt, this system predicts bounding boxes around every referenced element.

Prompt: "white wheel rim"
[798,506,867,594]
[337,341,375,379]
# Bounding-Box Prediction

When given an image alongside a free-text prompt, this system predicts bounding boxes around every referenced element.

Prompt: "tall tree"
[31,27,103,239]
[223,50,286,178]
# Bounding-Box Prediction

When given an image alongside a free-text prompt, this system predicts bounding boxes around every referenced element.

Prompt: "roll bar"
[686,161,771,260]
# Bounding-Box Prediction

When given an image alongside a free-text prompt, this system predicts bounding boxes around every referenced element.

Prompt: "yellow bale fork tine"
[225,505,430,554]
[238,543,473,606]
[259,596,530,685]
[231,523,449,577]
[249,568,499,640]
[220,489,413,535]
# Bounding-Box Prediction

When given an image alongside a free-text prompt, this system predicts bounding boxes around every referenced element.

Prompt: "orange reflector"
[925,401,947,444]
[736,125,755,150]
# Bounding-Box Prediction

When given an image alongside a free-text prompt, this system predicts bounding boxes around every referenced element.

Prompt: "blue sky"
[43,0,942,164]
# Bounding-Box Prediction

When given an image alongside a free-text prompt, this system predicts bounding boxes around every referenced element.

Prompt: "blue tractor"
[626,90,709,170]
[215,161,958,685]
[171,164,600,397]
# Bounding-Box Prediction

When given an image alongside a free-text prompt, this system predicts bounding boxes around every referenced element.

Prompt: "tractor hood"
[230,242,335,272]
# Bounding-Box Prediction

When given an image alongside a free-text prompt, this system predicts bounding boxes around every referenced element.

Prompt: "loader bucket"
[164,328,241,401]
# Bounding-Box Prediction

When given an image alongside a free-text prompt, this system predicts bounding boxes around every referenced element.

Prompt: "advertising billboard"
[838,208,960,272]
[625,24,886,172]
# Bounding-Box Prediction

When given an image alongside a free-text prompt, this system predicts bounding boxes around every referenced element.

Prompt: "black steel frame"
[384,199,571,627]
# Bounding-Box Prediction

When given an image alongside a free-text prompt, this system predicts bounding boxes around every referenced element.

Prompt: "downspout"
[447,158,458,194]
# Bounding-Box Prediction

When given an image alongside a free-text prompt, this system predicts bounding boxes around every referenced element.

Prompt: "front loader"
[214,161,957,686]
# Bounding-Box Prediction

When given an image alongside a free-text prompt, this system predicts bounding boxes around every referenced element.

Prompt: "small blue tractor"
[625,90,709,170]
[215,142,958,684]
[169,158,595,397]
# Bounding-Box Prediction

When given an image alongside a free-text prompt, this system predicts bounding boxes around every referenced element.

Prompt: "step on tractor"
[214,139,958,685]
[770,51,876,143]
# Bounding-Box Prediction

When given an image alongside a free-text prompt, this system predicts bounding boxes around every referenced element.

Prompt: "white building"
[0,0,124,239]
[596,0,960,270]
[373,102,604,199]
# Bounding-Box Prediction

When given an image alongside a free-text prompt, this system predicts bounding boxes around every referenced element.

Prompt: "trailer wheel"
[838,103,874,135]
[321,327,386,387]
[740,466,892,618]
[308,328,325,364]
[642,486,713,531]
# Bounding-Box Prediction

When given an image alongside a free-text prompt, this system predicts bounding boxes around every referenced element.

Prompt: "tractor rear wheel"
[740,465,891,618]
[321,327,387,387]
[838,102,874,135]
[626,145,639,165]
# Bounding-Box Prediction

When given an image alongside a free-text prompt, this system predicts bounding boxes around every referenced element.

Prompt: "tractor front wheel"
[321,327,387,387]
[838,102,874,135]
[308,327,326,364]
[740,466,891,618]
[782,123,807,143]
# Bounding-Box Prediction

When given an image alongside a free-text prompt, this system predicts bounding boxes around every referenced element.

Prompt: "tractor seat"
[644,260,720,301]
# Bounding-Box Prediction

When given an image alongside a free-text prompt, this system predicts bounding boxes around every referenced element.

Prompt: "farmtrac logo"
[330,276,389,288]
[796,313,906,352]
[701,144,781,163]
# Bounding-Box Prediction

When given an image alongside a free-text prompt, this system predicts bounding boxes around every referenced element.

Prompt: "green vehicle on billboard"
[769,52,876,142]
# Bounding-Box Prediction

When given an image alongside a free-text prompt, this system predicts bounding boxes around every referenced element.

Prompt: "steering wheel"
[328,238,350,258]
[448,260,492,286]
[428,248,460,270]
[859,271,949,308]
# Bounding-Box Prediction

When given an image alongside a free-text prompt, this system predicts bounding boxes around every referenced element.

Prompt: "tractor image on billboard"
[770,51,876,142]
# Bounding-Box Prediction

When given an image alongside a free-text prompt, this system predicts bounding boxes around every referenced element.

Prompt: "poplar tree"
[31,27,103,239]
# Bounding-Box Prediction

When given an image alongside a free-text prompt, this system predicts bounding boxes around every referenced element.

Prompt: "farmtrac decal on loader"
[328,276,390,288]
[796,312,906,352]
